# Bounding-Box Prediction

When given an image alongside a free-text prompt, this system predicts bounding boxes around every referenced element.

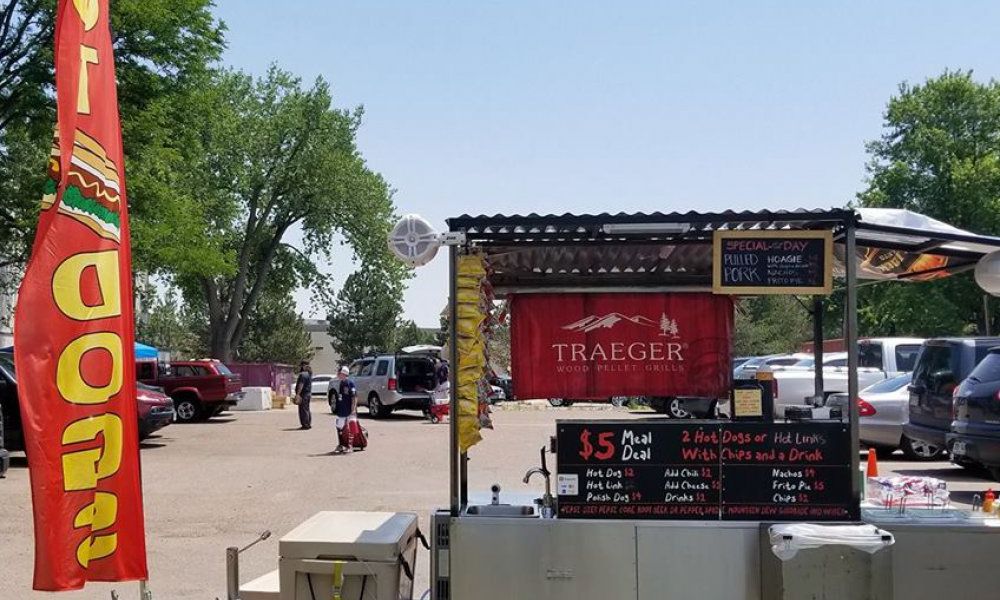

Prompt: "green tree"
[135,294,204,358]
[0,0,225,271]
[393,319,436,351]
[235,291,314,364]
[733,296,812,356]
[133,67,400,361]
[327,263,407,360]
[858,71,1000,335]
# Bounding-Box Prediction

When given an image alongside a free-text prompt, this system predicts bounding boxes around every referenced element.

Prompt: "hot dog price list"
[555,421,857,521]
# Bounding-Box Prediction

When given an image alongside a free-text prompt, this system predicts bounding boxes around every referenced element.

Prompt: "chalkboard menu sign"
[712,230,833,295]
[555,420,858,521]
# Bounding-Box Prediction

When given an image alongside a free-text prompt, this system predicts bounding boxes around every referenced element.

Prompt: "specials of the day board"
[555,420,858,521]
[712,230,833,295]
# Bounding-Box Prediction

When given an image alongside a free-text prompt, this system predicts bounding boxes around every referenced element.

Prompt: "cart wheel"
[430,415,440,424]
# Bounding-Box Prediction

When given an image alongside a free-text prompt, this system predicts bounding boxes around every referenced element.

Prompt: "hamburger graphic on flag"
[41,127,121,242]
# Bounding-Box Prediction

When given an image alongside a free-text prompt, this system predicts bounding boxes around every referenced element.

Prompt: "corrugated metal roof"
[448,208,855,235]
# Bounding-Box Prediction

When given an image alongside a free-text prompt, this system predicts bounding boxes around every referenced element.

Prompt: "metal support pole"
[845,225,861,502]
[139,580,152,600]
[984,294,992,336]
[449,245,461,516]
[812,296,824,403]
[225,546,239,600]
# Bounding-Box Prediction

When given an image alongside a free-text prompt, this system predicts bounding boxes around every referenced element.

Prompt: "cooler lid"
[279,511,418,562]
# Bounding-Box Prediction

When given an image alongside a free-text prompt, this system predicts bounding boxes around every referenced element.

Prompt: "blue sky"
[214,1,1000,327]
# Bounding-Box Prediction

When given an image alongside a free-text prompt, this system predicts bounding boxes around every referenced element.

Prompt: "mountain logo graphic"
[562,313,657,333]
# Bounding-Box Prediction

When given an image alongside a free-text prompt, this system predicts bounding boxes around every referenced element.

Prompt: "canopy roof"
[447,208,1000,290]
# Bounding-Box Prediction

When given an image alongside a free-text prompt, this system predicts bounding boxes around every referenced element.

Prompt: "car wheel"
[665,397,692,419]
[900,436,944,461]
[610,396,629,408]
[174,396,203,423]
[548,398,567,407]
[368,394,391,418]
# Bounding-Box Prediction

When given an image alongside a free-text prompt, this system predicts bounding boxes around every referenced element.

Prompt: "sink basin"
[463,504,538,518]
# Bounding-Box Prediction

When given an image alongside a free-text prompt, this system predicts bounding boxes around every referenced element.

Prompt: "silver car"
[827,373,941,460]
[349,353,437,418]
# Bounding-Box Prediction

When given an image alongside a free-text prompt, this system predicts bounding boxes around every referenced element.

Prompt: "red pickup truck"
[137,359,243,422]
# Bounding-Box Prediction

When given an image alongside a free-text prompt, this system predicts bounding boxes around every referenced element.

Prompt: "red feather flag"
[13,0,148,591]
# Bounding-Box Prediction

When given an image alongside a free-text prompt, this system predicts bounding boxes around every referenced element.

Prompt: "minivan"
[350,353,437,418]
[950,347,1000,480]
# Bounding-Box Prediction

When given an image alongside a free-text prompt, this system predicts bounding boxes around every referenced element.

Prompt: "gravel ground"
[0,400,993,598]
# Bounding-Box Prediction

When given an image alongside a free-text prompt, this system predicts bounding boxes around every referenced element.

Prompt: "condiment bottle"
[984,489,995,514]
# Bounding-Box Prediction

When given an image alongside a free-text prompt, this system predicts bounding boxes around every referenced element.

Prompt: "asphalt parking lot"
[0,400,995,598]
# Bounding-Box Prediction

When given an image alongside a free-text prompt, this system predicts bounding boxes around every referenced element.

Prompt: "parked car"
[826,373,939,460]
[0,350,25,452]
[488,385,506,404]
[1,350,178,450]
[766,337,925,418]
[310,374,337,397]
[138,359,243,423]
[489,375,514,401]
[904,337,1000,462]
[0,352,10,477]
[349,353,437,418]
[949,347,1000,479]
[137,383,174,440]
[733,354,802,379]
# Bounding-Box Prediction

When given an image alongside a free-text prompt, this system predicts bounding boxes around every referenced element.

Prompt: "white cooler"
[278,511,419,600]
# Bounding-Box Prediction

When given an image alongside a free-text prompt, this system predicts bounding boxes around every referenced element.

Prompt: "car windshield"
[0,351,14,381]
[792,358,815,368]
[863,373,911,394]
[968,352,1000,384]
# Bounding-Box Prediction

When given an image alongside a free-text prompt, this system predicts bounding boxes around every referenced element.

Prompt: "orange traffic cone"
[867,448,879,478]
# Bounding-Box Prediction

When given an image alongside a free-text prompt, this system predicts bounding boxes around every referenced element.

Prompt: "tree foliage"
[235,291,314,365]
[135,294,204,359]
[393,319,436,351]
[133,67,400,360]
[0,0,225,271]
[327,263,408,360]
[858,71,1000,336]
[733,296,812,357]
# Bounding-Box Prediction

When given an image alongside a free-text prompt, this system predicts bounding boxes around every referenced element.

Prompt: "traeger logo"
[553,312,686,374]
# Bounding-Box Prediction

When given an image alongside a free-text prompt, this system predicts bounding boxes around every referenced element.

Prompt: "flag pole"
[139,580,151,599]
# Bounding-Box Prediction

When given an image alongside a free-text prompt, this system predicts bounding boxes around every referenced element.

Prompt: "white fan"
[976,250,1000,296]
[388,214,464,267]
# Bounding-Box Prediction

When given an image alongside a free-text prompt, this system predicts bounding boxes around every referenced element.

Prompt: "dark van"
[904,338,1000,459]
[950,347,1000,479]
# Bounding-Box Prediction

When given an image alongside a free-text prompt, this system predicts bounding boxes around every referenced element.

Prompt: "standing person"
[435,358,450,388]
[295,361,313,430]
[335,366,358,453]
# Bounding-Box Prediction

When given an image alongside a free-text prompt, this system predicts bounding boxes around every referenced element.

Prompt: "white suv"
[349,353,437,418]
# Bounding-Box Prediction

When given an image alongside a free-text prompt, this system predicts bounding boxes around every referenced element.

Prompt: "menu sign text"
[556,420,857,521]
[712,230,833,295]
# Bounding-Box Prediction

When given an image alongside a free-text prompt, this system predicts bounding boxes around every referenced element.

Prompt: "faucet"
[523,446,555,518]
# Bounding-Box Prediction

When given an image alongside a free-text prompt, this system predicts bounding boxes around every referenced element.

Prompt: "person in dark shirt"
[335,366,358,453]
[295,361,313,430]
[435,359,449,387]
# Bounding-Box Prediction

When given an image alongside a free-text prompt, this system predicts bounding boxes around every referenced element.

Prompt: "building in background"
[304,319,341,375]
